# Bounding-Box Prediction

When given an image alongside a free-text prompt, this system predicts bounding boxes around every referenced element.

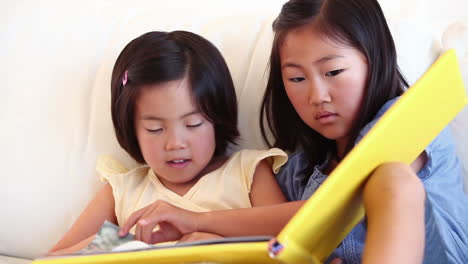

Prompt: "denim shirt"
[275,98,468,264]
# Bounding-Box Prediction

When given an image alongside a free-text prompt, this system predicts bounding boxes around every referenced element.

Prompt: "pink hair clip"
[122,70,128,86]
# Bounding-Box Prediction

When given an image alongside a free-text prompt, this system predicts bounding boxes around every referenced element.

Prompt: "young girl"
[48,30,289,254]
[118,0,467,263]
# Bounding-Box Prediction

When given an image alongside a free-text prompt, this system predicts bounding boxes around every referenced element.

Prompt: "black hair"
[260,0,407,173]
[111,31,239,163]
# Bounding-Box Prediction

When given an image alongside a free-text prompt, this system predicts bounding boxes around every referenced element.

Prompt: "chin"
[319,131,345,141]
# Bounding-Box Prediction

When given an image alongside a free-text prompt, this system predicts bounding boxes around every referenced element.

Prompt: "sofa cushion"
[0,255,31,264]
[2,0,467,260]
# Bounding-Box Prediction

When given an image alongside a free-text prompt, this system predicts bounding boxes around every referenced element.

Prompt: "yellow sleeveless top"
[96,148,287,236]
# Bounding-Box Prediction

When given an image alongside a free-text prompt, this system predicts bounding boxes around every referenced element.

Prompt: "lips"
[167,160,190,169]
[315,111,337,120]
[167,159,190,164]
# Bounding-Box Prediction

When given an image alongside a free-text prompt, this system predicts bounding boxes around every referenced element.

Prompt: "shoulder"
[421,128,468,262]
[96,155,130,178]
[96,155,149,190]
[234,148,287,158]
[356,98,462,183]
[356,97,399,143]
[417,126,460,181]
[275,150,310,201]
[277,150,308,174]
[231,148,288,172]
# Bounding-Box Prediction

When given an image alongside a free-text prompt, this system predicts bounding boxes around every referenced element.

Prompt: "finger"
[151,222,182,244]
[141,205,188,233]
[330,258,343,264]
[177,234,190,243]
[135,219,142,242]
[119,206,147,236]
[138,204,161,243]
[160,221,182,241]
[151,230,173,244]
[134,203,157,241]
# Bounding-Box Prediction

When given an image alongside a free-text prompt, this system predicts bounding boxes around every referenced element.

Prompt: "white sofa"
[2,0,467,263]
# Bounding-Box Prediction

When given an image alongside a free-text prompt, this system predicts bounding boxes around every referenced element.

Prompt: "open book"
[34,49,467,264]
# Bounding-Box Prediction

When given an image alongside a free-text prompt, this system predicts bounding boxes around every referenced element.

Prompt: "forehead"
[279,25,366,66]
[136,78,198,116]
[281,26,338,54]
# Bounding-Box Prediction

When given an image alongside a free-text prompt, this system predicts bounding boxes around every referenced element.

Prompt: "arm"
[171,158,290,243]
[119,199,305,244]
[249,159,288,206]
[361,162,425,264]
[120,156,303,243]
[178,232,223,243]
[196,159,291,236]
[48,183,117,255]
[330,154,428,264]
[410,152,428,173]
[197,200,303,237]
[47,235,96,256]
[174,156,424,241]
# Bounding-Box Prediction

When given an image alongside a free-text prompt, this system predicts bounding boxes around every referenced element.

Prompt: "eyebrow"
[141,110,200,121]
[281,55,344,69]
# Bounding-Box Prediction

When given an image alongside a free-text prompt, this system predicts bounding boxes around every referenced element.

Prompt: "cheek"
[136,130,161,158]
[138,136,156,156]
[195,124,216,152]
[284,85,304,109]
[335,78,366,116]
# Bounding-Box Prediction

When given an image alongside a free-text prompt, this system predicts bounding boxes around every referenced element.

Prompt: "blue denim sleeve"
[274,151,309,201]
[356,98,468,263]
[419,128,468,264]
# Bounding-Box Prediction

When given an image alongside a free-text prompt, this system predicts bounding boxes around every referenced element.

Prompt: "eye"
[146,128,162,133]
[325,69,344,77]
[288,77,305,83]
[187,122,203,128]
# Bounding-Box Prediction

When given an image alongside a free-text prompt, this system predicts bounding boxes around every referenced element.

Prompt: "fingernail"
[118,231,125,236]
[138,219,147,225]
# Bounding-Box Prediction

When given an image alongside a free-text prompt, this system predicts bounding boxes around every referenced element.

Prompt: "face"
[280,25,368,154]
[134,77,216,193]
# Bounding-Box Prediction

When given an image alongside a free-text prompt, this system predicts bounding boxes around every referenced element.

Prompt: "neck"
[158,155,229,196]
[335,138,349,160]
[157,175,199,196]
[199,155,228,176]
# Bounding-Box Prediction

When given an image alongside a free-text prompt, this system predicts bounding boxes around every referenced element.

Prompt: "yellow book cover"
[34,49,467,264]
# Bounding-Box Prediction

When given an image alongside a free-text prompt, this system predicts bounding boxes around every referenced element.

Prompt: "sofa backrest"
[2,0,467,259]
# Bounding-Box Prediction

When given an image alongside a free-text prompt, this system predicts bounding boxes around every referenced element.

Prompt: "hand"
[118,200,199,244]
[178,232,223,243]
[330,258,343,264]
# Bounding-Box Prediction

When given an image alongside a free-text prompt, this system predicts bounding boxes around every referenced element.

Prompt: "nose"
[307,79,331,105]
[165,129,187,151]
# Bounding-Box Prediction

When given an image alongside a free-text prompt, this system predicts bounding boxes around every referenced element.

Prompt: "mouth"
[315,111,338,124]
[315,111,337,120]
[166,159,191,168]
[167,159,190,164]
